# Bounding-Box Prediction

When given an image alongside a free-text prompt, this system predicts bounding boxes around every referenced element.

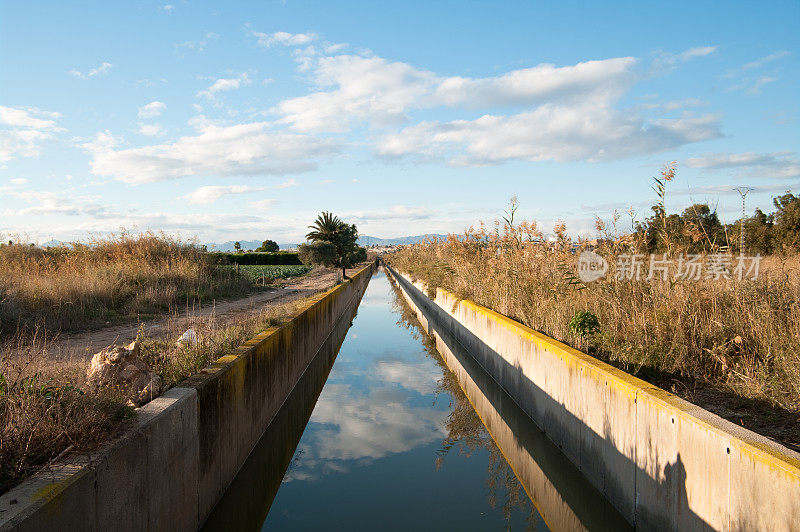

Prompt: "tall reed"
[387,220,800,413]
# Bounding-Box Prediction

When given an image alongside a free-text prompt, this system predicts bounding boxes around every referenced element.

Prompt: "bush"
[568,311,600,338]
[207,252,302,265]
[298,241,337,267]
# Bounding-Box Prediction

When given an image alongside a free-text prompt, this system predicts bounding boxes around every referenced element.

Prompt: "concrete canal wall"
[0,263,375,532]
[386,265,800,531]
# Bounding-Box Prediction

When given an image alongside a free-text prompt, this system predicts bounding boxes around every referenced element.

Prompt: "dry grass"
[137,296,312,388]
[0,289,319,494]
[386,221,800,419]
[0,232,252,338]
[0,334,134,493]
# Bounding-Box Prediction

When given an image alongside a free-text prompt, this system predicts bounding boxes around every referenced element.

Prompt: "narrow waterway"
[203,269,627,531]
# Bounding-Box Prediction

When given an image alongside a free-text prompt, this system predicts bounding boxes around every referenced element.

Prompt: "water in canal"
[203,269,628,531]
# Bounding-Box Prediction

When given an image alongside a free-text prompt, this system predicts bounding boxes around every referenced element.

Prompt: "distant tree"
[727,208,774,255]
[255,239,279,252]
[639,202,726,253]
[233,241,241,253]
[679,203,726,251]
[305,211,367,279]
[773,193,800,252]
[344,245,367,265]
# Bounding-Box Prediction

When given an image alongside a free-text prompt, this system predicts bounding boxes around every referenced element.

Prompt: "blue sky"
[1,1,798,243]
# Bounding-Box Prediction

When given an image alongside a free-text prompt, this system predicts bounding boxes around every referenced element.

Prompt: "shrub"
[568,311,600,338]
[298,241,338,267]
[207,252,302,265]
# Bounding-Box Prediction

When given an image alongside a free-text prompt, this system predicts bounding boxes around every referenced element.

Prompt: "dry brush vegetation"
[0,231,252,338]
[386,213,800,448]
[0,292,315,493]
[0,232,322,493]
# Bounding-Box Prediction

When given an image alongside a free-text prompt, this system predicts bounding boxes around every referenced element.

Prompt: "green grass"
[221,264,311,283]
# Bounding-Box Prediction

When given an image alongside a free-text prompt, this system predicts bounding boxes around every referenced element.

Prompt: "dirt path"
[27,267,351,365]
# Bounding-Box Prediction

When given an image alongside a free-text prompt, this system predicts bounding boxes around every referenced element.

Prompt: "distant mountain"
[357,234,448,246]
[204,234,447,251]
[206,240,262,252]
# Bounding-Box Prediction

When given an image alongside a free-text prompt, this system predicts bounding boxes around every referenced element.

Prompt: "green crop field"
[222,264,312,283]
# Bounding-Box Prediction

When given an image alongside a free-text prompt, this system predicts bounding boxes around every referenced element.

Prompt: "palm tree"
[305,212,361,279]
[306,212,342,242]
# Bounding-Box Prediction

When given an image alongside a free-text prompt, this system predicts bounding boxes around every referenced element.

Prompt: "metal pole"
[734,187,753,255]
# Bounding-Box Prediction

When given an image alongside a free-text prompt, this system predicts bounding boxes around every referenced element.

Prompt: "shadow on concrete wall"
[389,267,714,531]
[201,303,360,530]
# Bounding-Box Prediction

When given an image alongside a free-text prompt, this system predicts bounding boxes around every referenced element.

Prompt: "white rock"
[85,341,163,406]
[176,328,198,347]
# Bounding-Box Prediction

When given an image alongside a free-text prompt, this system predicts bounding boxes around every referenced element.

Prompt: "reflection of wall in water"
[388,267,631,532]
[201,295,361,531]
[388,274,535,526]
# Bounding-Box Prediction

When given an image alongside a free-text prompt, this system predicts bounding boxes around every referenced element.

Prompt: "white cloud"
[325,43,348,54]
[276,54,636,133]
[747,76,778,95]
[274,50,718,164]
[349,205,438,221]
[640,97,707,113]
[303,383,446,462]
[275,178,298,189]
[6,189,112,217]
[741,50,791,71]
[652,45,718,73]
[431,57,636,108]
[685,152,800,179]
[176,32,219,52]
[276,54,438,132]
[0,199,316,242]
[160,4,175,13]
[182,185,266,205]
[374,358,439,395]
[250,198,276,210]
[83,122,339,183]
[0,106,60,129]
[10,178,27,185]
[0,106,63,162]
[138,101,166,119]
[197,73,251,98]
[138,123,165,136]
[673,184,795,197]
[251,30,317,48]
[378,106,721,166]
[69,61,113,79]
[679,46,718,61]
[725,50,789,94]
